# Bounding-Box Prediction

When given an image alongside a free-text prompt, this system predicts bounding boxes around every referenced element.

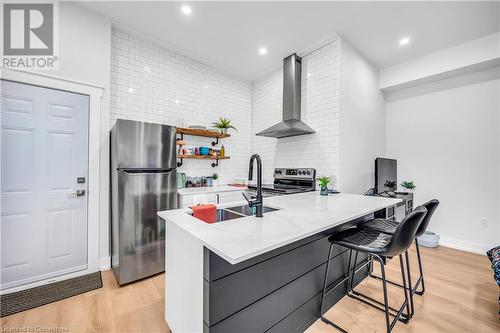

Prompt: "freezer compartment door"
[114,169,177,284]
[112,119,177,169]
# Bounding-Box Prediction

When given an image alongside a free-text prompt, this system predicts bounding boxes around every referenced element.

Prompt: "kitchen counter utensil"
[177,173,187,188]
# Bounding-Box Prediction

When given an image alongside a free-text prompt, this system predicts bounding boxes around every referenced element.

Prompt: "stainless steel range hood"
[256,53,315,138]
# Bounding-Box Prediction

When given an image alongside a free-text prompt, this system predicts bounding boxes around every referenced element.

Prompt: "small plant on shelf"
[212,117,237,134]
[401,180,415,191]
[317,176,330,196]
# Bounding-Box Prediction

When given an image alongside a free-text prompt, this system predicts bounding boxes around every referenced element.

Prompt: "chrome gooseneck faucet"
[243,154,263,217]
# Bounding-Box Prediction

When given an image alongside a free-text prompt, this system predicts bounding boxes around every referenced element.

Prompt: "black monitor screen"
[375,158,397,193]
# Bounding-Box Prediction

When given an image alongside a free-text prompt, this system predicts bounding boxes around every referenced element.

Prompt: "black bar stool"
[361,199,439,317]
[319,206,428,333]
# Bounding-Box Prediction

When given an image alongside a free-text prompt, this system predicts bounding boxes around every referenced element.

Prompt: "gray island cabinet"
[158,192,400,333]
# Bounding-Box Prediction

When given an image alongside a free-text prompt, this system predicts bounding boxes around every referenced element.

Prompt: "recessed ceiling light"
[174,99,180,104]
[181,5,192,16]
[127,88,134,93]
[399,37,411,46]
[258,47,268,55]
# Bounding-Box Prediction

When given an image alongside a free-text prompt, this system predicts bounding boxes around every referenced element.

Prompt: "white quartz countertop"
[158,192,401,264]
[177,185,247,195]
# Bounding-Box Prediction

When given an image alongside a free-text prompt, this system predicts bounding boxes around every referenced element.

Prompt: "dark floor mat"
[1,271,102,317]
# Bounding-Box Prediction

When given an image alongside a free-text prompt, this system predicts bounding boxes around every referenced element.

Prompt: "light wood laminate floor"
[1,246,499,332]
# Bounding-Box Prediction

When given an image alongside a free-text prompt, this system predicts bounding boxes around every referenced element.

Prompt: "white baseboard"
[438,236,490,255]
[99,256,111,270]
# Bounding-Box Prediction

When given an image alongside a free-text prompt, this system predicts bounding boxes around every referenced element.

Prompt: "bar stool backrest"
[384,206,427,257]
[415,199,440,237]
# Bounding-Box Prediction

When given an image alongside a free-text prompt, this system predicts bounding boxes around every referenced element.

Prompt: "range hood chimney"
[256,53,315,138]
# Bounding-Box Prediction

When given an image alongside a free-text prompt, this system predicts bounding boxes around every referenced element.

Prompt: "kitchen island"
[158,192,400,333]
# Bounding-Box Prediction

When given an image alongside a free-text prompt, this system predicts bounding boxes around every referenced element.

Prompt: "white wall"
[60,3,112,268]
[385,67,500,253]
[55,3,111,88]
[380,32,500,92]
[8,3,113,268]
[110,28,253,184]
[339,40,386,193]
[252,40,341,184]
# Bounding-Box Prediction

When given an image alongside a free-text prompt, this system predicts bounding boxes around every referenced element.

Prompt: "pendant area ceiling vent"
[256,53,315,138]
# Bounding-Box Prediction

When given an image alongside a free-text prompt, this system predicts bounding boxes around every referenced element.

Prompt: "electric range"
[248,168,316,197]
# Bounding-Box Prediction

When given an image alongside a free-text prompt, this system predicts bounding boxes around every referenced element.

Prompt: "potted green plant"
[317,176,330,196]
[400,180,415,192]
[212,117,237,134]
[212,173,219,186]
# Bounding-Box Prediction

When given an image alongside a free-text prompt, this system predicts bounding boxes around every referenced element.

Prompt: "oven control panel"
[274,168,316,180]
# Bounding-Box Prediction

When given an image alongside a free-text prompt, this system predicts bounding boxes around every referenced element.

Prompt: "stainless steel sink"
[215,209,245,222]
[224,205,280,216]
[189,205,280,223]
[189,208,244,223]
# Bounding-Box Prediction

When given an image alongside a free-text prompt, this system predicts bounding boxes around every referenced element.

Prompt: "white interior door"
[1,80,89,289]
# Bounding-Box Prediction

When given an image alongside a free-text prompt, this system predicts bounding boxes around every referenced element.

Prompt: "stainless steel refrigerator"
[110,119,177,285]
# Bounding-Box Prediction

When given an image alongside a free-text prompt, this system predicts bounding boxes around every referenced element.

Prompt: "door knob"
[71,190,86,197]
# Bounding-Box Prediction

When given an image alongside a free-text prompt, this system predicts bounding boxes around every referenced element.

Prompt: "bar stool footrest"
[348,291,410,323]
[369,271,424,297]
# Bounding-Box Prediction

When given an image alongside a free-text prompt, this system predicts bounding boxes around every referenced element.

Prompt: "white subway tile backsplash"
[252,41,341,184]
[112,27,341,186]
[111,28,253,183]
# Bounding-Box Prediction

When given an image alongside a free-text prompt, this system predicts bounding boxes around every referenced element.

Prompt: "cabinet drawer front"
[266,259,369,333]
[206,251,368,332]
[204,235,346,325]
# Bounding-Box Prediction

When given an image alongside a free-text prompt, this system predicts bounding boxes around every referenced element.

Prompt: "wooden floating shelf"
[176,128,231,167]
[177,155,230,160]
[176,127,230,139]
[177,154,230,167]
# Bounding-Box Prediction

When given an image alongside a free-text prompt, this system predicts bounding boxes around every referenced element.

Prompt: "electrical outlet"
[480,218,489,228]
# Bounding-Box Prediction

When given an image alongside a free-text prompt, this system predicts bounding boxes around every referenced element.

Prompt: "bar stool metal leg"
[319,243,348,333]
[367,254,410,333]
[368,242,423,306]
[349,252,401,333]
[415,238,425,295]
[376,254,391,333]
[399,254,411,321]
[323,248,409,333]
[348,250,358,292]
[349,257,410,323]
[404,251,415,317]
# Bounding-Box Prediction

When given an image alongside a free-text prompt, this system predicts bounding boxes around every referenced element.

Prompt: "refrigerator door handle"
[119,169,176,175]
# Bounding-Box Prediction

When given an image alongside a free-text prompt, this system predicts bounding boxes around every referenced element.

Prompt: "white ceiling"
[78,1,500,81]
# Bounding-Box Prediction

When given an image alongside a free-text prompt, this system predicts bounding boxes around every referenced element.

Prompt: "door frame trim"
[1,69,103,293]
